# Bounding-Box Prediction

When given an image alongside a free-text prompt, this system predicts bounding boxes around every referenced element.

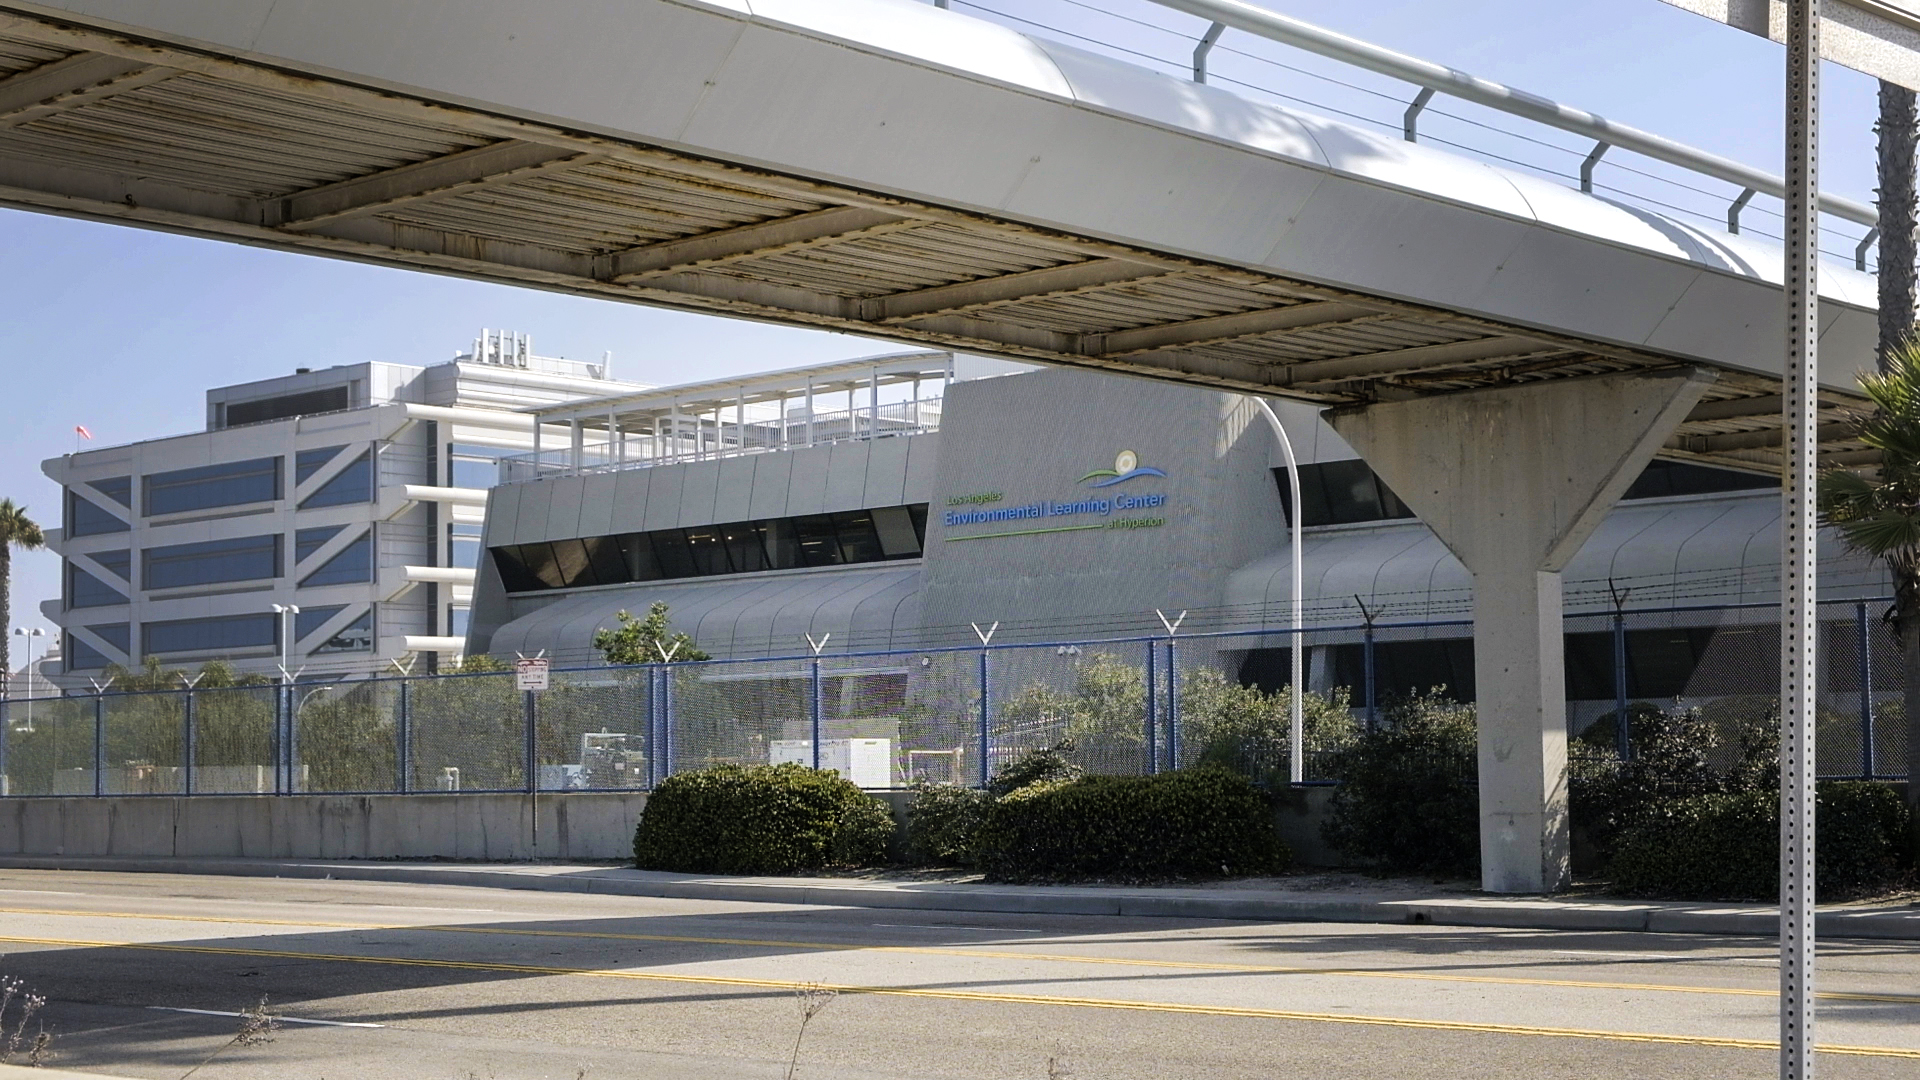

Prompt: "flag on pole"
[74,425,92,440]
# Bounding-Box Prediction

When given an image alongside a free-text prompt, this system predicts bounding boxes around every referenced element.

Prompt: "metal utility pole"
[1781,2,1821,1076]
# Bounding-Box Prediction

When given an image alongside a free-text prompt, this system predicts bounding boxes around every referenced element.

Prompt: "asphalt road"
[0,871,1913,1080]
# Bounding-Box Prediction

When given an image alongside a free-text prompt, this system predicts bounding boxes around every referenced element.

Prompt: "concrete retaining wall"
[0,793,649,861]
[0,786,1344,866]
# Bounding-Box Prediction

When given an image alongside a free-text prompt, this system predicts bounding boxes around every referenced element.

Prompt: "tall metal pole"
[1781,2,1821,1075]
[1252,399,1305,785]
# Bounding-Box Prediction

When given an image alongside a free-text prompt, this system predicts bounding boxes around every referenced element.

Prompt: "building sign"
[942,451,1170,541]
[515,656,550,691]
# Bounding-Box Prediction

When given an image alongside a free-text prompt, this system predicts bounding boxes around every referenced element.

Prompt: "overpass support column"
[1327,369,1715,892]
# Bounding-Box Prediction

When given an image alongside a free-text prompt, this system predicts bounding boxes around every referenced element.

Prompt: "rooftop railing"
[499,396,943,483]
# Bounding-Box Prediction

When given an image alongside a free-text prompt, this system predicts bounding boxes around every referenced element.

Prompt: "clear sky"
[0,0,1894,637]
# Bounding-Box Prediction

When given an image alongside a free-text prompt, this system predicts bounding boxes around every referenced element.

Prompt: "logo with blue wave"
[1078,449,1167,488]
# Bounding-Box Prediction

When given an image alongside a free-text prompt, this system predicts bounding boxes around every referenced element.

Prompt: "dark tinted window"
[87,622,130,653]
[144,534,281,589]
[298,452,372,508]
[299,532,372,587]
[488,503,930,593]
[67,563,127,608]
[314,610,373,653]
[1331,638,1476,707]
[88,476,132,508]
[145,457,281,515]
[90,549,131,581]
[295,446,346,485]
[1622,460,1775,499]
[224,386,349,427]
[295,525,345,563]
[294,605,346,641]
[68,491,129,536]
[66,631,110,671]
[143,613,278,656]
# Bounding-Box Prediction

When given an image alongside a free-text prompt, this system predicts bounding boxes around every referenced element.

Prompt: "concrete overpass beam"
[1327,368,1716,893]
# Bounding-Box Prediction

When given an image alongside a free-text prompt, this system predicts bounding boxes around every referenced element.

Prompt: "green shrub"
[904,782,992,866]
[1610,781,1914,899]
[1183,676,1357,788]
[987,740,1082,797]
[632,763,893,874]
[1320,692,1479,876]
[975,767,1288,882]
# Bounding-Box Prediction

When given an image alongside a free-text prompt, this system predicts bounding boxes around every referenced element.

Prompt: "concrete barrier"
[0,792,648,861]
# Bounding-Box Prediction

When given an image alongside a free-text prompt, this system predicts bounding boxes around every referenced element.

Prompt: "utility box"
[768,739,892,788]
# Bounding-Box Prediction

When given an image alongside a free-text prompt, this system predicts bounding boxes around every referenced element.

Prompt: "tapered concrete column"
[1328,369,1715,893]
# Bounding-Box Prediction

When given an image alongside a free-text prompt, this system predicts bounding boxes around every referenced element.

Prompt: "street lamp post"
[269,604,300,678]
[11,627,46,732]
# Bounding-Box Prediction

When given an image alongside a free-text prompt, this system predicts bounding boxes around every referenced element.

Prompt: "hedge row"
[974,767,1288,882]
[632,763,893,874]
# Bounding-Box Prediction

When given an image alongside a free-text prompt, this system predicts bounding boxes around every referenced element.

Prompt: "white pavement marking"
[148,1006,384,1028]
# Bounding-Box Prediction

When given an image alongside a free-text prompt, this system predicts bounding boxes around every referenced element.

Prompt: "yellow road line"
[0,932,1913,1060]
[1,904,1914,1007]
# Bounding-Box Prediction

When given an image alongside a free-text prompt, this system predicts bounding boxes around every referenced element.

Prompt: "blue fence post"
[1165,639,1179,771]
[523,688,538,794]
[1143,640,1158,776]
[0,700,9,795]
[646,665,660,789]
[1857,600,1875,780]
[1613,610,1630,761]
[662,663,676,778]
[93,691,105,797]
[1362,624,1377,731]
[977,649,991,789]
[397,679,412,794]
[183,689,196,796]
[274,684,289,796]
[810,655,823,771]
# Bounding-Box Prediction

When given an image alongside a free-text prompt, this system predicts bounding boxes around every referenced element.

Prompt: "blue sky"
[0,0,1892,633]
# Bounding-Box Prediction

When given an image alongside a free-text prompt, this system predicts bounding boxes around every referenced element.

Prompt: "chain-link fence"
[1,598,1911,795]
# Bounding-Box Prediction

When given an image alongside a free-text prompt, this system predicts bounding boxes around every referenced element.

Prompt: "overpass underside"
[0,14,1871,475]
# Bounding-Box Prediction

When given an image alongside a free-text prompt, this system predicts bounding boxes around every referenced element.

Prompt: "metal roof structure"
[0,0,1887,474]
[527,350,952,428]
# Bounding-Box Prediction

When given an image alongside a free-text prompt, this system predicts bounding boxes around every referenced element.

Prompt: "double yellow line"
[0,931,1916,1059]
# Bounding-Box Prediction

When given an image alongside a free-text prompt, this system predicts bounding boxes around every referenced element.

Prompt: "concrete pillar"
[1327,369,1714,893]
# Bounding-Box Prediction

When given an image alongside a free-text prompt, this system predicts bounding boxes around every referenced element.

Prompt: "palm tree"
[1877,81,1917,372]
[1818,344,1920,820]
[0,499,46,694]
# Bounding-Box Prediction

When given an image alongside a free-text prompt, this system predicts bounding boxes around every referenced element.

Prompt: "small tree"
[592,601,709,665]
[1817,340,1920,824]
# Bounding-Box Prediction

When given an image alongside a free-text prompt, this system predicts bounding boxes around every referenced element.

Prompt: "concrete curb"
[3,855,1917,940]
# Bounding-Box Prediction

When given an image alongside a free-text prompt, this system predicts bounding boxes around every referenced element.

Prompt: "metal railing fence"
[0,597,1907,796]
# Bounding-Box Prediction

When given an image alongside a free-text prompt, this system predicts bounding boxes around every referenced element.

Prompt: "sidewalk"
[2,854,1916,940]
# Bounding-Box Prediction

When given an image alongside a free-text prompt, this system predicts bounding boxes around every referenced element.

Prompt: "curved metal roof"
[484,563,923,664]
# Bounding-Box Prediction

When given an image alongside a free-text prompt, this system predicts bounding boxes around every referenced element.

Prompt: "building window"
[293,605,346,642]
[490,503,929,593]
[294,525,345,564]
[448,606,471,639]
[299,531,372,587]
[67,491,130,537]
[88,476,132,508]
[449,523,483,569]
[67,562,128,608]
[1622,460,1775,499]
[1329,638,1477,707]
[142,613,278,657]
[87,623,130,654]
[448,443,510,490]
[313,609,373,654]
[297,451,372,509]
[89,549,131,582]
[143,534,281,590]
[66,631,110,671]
[223,386,349,428]
[295,445,347,485]
[144,457,282,516]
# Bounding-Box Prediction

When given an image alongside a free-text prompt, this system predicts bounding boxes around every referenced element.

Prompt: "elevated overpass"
[0,0,1882,893]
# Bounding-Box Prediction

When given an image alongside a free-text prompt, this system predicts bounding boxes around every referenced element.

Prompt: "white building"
[41,331,641,683]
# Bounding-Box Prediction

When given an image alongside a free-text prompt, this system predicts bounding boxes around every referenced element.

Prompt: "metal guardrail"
[1149,0,1882,265]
